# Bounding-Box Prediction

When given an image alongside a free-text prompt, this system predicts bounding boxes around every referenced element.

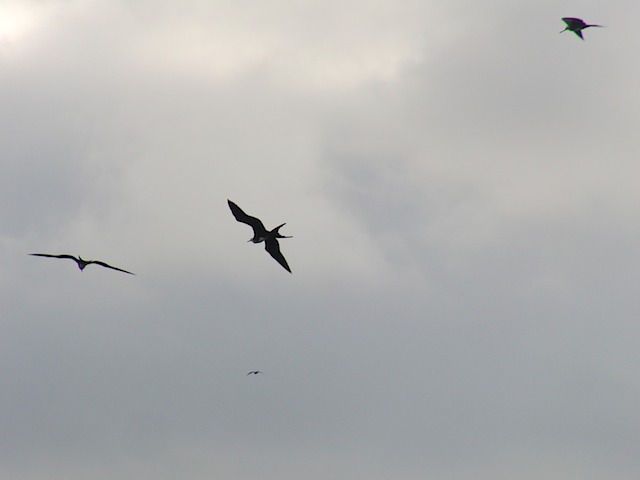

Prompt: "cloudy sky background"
[2,0,640,478]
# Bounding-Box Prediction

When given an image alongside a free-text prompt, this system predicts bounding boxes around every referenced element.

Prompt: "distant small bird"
[29,253,135,275]
[247,371,263,376]
[561,17,603,40]
[228,200,292,273]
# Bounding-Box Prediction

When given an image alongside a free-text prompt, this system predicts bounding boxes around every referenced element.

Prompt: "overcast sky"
[2,0,640,479]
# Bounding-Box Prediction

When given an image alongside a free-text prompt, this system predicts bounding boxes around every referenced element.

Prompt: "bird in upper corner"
[29,253,135,275]
[227,199,292,273]
[247,370,264,376]
[561,17,603,40]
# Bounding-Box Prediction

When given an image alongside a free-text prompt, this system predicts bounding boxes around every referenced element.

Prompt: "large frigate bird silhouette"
[227,199,292,273]
[29,253,135,275]
[561,17,603,40]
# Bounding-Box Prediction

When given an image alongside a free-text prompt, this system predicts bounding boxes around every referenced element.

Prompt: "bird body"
[30,253,135,275]
[247,370,263,375]
[228,200,292,273]
[561,17,602,40]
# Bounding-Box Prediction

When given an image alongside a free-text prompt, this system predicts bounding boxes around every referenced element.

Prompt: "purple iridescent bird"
[30,253,135,275]
[561,17,603,40]
[228,200,292,273]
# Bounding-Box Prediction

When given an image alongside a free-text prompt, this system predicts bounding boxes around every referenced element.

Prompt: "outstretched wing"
[574,29,584,40]
[562,17,585,28]
[228,200,266,234]
[91,260,135,275]
[30,253,78,261]
[264,238,291,273]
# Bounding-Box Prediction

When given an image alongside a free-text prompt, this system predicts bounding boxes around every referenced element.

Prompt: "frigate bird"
[227,199,292,273]
[247,371,263,376]
[29,253,135,275]
[561,17,603,40]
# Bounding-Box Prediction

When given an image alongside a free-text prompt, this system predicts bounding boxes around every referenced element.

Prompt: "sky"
[2,0,640,479]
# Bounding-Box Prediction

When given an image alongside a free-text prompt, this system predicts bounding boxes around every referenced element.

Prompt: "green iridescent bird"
[561,17,603,40]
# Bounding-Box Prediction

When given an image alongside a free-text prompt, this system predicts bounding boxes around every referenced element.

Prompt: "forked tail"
[271,223,292,238]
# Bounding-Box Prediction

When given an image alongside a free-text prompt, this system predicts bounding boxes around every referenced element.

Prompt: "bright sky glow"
[0,5,36,44]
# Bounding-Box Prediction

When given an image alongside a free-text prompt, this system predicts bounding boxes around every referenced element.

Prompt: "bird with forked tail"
[227,199,292,273]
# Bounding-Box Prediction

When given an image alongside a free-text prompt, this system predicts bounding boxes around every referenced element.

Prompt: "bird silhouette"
[247,371,263,376]
[30,253,135,275]
[561,17,602,40]
[228,199,292,273]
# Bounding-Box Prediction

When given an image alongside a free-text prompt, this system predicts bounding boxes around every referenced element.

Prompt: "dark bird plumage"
[561,17,603,40]
[228,200,292,273]
[30,253,135,275]
[247,371,263,376]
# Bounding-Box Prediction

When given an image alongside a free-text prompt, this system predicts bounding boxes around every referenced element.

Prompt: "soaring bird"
[227,199,292,273]
[247,371,263,376]
[29,253,135,275]
[561,17,602,40]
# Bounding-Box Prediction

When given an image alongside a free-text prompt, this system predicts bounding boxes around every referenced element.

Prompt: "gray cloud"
[2,1,640,479]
